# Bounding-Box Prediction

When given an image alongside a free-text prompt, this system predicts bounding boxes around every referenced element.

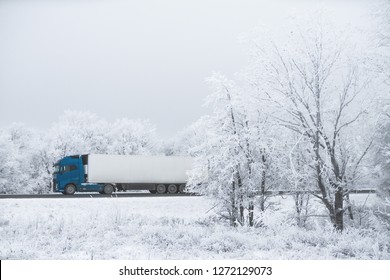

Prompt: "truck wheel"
[149,190,157,194]
[64,184,76,195]
[116,184,124,192]
[179,184,186,193]
[103,184,114,194]
[167,184,178,194]
[156,184,166,194]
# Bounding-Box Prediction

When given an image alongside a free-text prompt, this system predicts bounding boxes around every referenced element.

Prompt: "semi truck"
[52,154,194,195]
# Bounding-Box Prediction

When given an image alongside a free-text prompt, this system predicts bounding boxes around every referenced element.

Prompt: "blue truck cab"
[52,155,104,195]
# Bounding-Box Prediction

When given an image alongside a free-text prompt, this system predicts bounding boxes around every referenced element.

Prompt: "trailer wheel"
[178,184,186,193]
[167,184,178,194]
[149,190,157,194]
[156,184,166,194]
[103,184,114,195]
[64,184,76,195]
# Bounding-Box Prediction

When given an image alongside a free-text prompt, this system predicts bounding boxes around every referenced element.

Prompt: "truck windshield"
[54,165,60,174]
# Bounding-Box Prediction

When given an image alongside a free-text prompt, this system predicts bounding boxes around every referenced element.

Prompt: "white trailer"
[86,154,194,194]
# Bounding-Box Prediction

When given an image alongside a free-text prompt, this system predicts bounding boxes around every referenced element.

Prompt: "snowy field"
[0,194,389,260]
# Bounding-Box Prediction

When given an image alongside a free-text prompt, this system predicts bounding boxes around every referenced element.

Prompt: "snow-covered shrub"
[200,230,247,253]
[1,197,390,259]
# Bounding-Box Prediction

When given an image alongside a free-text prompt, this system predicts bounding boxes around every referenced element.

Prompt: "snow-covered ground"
[0,194,388,260]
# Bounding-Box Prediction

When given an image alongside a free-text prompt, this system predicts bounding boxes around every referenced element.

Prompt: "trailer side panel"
[87,154,193,184]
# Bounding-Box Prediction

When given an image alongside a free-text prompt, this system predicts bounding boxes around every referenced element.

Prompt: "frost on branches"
[245,13,377,231]
[188,73,284,227]
[374,112,390,228]
[189,13,378,231]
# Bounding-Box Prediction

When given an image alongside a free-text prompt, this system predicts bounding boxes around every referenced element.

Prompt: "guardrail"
[261,189,376,195]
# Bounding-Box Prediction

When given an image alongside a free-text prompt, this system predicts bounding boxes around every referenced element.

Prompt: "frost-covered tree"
[375,1,390,85]
[0,129,16,194]
[374,112,390,224]
[285,134,315,227]
[373,115,390,229]
[372,1,390,228]
[164,118,208,157]
[188,74,246,226]
[189,73,282,227]
[107,118,158,155]
[48,111,159,159]
[48,111,110,159]
[29,132,56,194]
[0,123,43,194]
[247,14,376,231]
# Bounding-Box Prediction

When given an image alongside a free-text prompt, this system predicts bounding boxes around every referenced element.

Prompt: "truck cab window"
[62,165,77,173]
[54,165,60,174]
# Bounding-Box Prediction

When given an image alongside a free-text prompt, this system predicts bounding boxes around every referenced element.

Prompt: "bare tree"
[248,14,375,231]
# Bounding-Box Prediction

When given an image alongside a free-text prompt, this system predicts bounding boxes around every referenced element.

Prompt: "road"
[0,192,199,199]
[0,189,375,199]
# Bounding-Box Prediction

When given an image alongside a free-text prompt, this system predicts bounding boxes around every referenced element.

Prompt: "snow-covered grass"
[0,194,388,260]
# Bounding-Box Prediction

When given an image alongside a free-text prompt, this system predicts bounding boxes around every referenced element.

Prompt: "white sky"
[0,0,376,137]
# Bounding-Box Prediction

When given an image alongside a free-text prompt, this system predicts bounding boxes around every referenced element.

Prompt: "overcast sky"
[0,0,376,137]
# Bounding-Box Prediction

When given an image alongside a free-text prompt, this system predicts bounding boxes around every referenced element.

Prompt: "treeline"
[0,111,159,194]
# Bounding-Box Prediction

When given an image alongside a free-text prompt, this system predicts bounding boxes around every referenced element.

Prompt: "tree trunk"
[237,170,244,226]
[230,181,238,227]
[259,153,267,212]
[294,193,303,227]
[334,188,344,231]
[248,201,254,226]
